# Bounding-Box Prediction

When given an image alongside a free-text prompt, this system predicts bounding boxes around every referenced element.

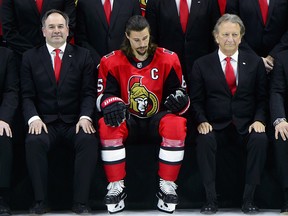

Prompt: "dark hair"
[41,9,69,28]
[120,15,157,58]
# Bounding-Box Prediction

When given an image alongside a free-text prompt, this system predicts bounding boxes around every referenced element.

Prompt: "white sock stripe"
[162,138,184,147]
[102,148,126,162]
[159,148,184,163]
[101,138,123,147]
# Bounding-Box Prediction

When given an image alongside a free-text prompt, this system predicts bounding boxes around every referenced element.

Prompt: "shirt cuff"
[80,116,92,122]
[28,116,41,126]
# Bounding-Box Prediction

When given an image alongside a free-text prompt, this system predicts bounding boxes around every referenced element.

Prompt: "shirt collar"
[46,42,67,54]
[218,49,239,62]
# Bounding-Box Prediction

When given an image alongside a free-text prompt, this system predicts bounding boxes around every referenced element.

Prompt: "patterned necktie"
[258,0,268,25]
[104,0,111,25]
[36,0,43,13]
[179,0,189,33]
[225,57,236,95]
[218,0,226,16]
[54,49,62,83]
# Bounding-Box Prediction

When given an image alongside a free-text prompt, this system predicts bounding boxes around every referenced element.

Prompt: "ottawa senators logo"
[128,76,158,118]
[140,0,147,16]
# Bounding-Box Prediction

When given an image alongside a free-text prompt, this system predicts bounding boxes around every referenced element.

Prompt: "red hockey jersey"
[98,47,186,118]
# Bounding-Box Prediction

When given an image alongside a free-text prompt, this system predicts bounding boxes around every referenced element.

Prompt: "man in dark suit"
[2,0,76,61]
[0,47,19,215]
[270,50,288,214]
[145,0,220,82]
[231,0,288,72]
[75,0,141,67]
[21,9,98,214]
[189,14,268,214]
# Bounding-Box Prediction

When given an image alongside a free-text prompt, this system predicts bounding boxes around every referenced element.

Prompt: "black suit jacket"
[230,0,288,58]
[21,44,96,124]
[145,0,220,80]
[75,0,141,66]
[270,50,288,122]
[0,47,18,125]
[189,50,268,134]
[2,0,76,55]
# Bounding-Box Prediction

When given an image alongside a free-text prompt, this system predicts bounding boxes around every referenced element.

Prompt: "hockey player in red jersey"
[97,15,190,214]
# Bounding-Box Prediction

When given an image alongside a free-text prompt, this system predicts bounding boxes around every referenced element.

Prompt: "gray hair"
[213,13,245,37]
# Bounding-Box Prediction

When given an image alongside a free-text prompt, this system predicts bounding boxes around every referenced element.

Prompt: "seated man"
[20,9,98,215]
[97,15,190,214]
[0,47,19,215]
[189,14,268,214]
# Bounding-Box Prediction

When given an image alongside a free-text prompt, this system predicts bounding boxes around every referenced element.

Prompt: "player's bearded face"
[127,28,150,58]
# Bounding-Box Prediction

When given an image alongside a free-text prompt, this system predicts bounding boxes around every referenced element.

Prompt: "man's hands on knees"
[101,97,129,127]
[164,89,189,113]
[76,118,96,134]
[29,119,48,135]
[0,120,12,137]
[197,122,213,135]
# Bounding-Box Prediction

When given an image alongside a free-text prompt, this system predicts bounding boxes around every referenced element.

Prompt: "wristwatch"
[273,118,287,127]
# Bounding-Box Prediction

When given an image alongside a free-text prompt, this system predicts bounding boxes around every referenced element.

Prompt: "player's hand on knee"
[164,89,189,113]
[101,97,128,127]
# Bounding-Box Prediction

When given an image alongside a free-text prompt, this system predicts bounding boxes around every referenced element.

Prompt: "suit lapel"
[29,0,40,16]
[186,0,201,34]
[237,51,248,92]
[109,0,121,30]
[40,46,57,85]
[57,44,73,88]
[266,0,275,27]
[253,0,265,26]
[211,51,232,95]
[96,0,109,30]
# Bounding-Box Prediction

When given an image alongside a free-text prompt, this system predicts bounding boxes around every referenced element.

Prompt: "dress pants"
[0,136,13,188]
[25,121,98,204]
[274,137,288,189]
[196,124,267,187]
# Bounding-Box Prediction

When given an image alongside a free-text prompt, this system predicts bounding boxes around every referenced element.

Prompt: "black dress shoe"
[72,203,91,214]
[0,198,11,215]
[241,200,259,214]
[200,200,218,214]
[29,201,49,215]
[281,201,288,214]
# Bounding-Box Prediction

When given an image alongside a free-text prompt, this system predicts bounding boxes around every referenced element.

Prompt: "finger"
[275,130,279,140]
[76,123,80,134]
[0,127,3,136]
[280,131,287,141]
[248,125,252,133]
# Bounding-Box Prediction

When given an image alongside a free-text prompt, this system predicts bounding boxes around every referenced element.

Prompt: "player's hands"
[76,118,96,134]
[197,122,213,135]
[29,119,48,135]
[101,97,129,127]
[164,89,189,113]
[249,121,265,133]
[0,120,12,137]
[275,121,288,141]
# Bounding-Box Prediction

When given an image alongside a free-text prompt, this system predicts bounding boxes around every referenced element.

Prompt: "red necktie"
[218,0,226,16]
[180,0,189,33]
[36,0,43,13]
[54,49,62,83]
[104,0,111,25]
[225,57,236,95]
[258,0,268,25]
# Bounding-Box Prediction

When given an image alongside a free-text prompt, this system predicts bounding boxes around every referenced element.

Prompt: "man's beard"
[136,47,148,56]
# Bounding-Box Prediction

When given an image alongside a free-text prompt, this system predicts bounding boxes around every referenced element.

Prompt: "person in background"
[97,15,189,214]
[0,47,19,215]
[2,0,76,62]
[75,0,141,68]
[20,9,98,215]
[145,0,220,83]
[270,49,288,214]
[189,14,268,214]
